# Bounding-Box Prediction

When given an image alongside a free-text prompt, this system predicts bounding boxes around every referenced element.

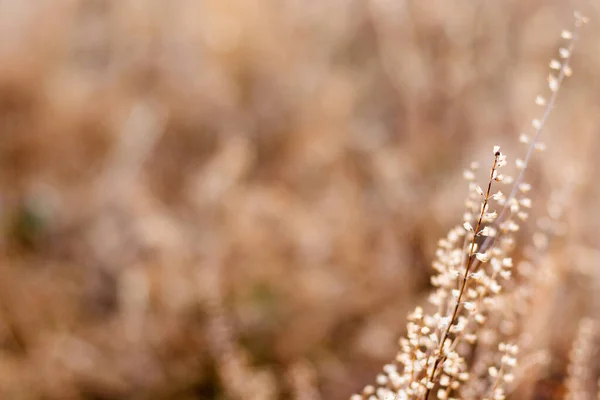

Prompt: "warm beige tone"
[0,1,599,399]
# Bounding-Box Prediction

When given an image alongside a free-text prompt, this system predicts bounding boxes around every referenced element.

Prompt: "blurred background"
[1,0,600,399]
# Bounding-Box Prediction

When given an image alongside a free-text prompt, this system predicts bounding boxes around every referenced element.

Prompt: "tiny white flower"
[484,211,498,221]
[491,258,502,272]
[549,59,561,70]
[520,198,532,208]
[465,333,478,343]
[561,30,573,39]
[475,253,489,262]
[440,375,450,387]
[534,95,546,106]
[548,75,559,92]
[376,374,388,385]
[469,271,483,280]
[475,313,486,324]
[574,11,589,24]
[559,47,570,59]
[478,226,494,237]
[515,159,525,169]
[518,183,531,192]
[490,281,501,294]
[429,333,439,344]
[534,142,546,152]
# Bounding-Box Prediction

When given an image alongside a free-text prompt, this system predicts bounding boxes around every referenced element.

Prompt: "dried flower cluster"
[353,12,588,400]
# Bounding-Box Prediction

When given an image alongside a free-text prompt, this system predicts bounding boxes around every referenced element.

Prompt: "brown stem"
[422,153,500,400]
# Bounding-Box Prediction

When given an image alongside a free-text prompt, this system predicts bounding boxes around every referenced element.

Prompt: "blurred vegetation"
[0,1,599,399]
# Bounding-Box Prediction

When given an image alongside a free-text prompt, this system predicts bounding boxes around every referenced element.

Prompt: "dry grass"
[0,1,600,399]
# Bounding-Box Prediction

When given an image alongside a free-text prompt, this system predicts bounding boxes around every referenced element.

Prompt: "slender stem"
[478,22,582,260]
[422,154,500,400]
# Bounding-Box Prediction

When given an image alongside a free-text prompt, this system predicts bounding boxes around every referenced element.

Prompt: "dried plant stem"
[478,18,584,259]
[351,13,587,400]
[422,153,501,399]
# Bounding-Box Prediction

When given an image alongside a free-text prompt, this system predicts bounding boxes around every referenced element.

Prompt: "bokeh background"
[1,1,600,399]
